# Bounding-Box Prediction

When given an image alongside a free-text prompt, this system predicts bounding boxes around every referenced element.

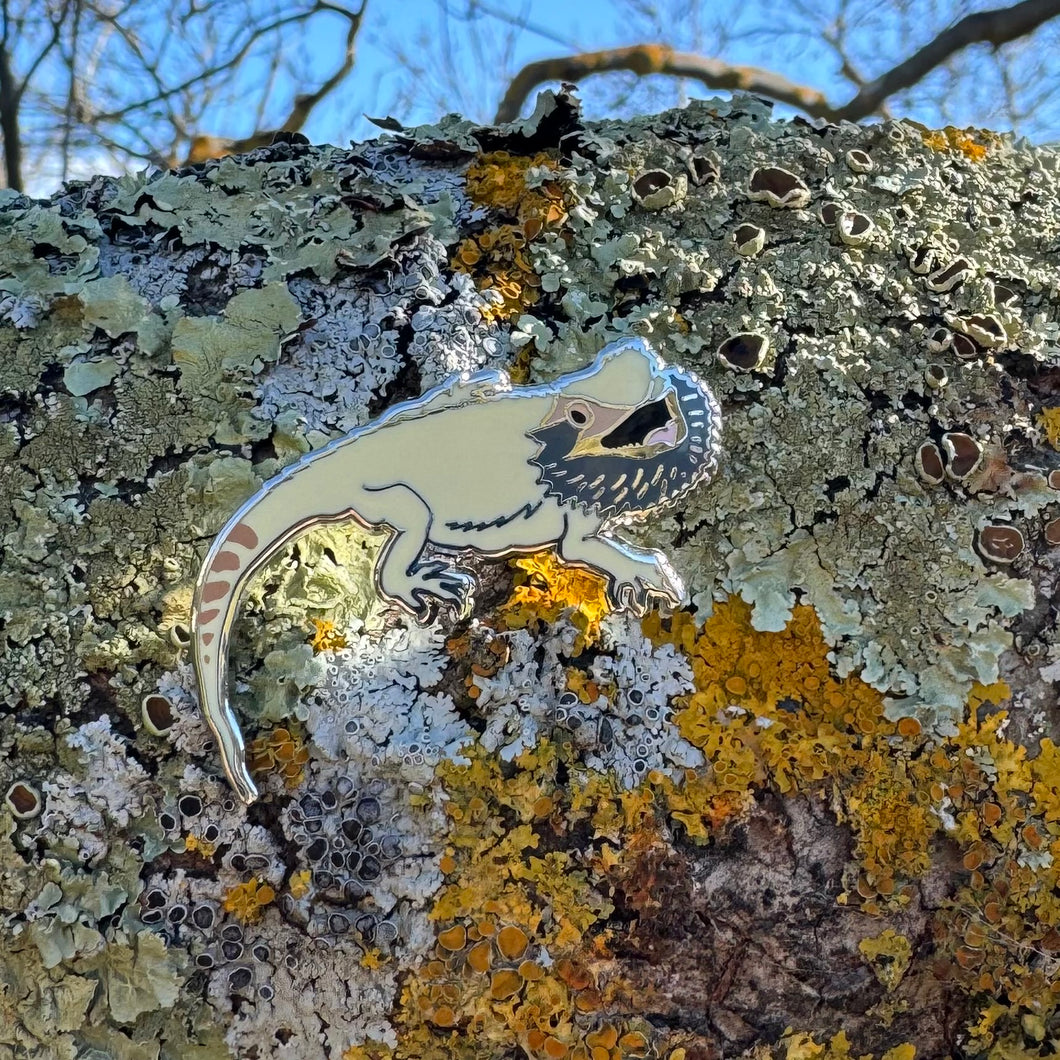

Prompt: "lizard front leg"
[360,483,475,619]
[557,509,685,615]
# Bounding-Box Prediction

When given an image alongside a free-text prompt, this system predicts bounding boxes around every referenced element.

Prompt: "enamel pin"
[191,337,722,803]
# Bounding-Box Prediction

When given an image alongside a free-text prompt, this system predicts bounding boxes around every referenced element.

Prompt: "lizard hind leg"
[362,484,475,619]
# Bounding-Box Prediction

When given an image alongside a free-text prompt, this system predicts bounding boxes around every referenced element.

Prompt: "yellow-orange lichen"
[922,717,1060,1022]
[642,598,936,897]
[248,724,310,790]
[772,1030,917,1059]
[452,150,569,324]
[288,868,311,899]
[645,596,1060,1046]
[310,617,348,652]
[341,1044,394,1060]
[1038,407,1060,449]
[183,833,217,858]
[448,627,511,701]
[859,929,912,991]
[565,667,613,705]
[392,589,1059,1056]
[465,151,561,214]
[391,741,676,1059]
[500,551,611,655]
[452,230,542,319]
[222,878,276,923]
[919,125,994,162]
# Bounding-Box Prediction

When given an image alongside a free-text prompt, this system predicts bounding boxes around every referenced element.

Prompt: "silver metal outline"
[190,338,722,804]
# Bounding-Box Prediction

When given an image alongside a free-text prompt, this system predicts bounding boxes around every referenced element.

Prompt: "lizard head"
[529,338,722,520]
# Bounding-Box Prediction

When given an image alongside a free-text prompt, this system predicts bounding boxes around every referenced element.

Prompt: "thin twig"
[183,0,366,160]
[277,1,364,133]
[13,1,68,105]
[90,2,347,122]
[61,0,82,181]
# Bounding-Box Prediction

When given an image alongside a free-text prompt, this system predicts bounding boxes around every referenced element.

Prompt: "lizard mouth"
[599,389,686,455]
[529,365,720,520]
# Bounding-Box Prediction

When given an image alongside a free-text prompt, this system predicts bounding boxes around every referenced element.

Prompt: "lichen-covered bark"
[1,91,1059,1060]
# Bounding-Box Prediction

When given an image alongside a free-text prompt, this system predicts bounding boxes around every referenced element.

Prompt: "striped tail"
[190,442,357,804]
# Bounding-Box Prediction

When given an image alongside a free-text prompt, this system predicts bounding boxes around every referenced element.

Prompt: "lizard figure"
[191,337,722,804]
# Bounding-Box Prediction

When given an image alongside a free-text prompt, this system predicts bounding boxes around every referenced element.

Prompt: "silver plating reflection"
[190,338,722,804]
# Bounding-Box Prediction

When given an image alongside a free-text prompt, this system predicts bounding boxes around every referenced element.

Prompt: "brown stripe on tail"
[189,444,360,805]
[201,581,230,603]
[228,522,259,548]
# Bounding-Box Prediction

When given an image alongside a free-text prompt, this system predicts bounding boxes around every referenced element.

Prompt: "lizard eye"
[566,403,592,427]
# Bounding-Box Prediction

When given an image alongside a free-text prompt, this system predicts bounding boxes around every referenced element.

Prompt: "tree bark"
[1,90,1058,1060]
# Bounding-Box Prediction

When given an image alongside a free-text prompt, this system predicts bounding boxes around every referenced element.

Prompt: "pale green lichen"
[79,274,167,354]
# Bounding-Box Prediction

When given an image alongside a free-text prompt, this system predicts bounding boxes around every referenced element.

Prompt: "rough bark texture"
[1,91,1059,1060]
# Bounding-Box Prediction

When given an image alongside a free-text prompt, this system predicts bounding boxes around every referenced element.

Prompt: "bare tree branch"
[833,0,1060,119]
[262,1,366,135]
[86,7,328,123]
[6,0,1060,195]
[494,44,830,124]
[494,0,1060,125]
[183,1,365,162]
[445,0,580,49]
[12,1,67,105]
[60,0,82,182]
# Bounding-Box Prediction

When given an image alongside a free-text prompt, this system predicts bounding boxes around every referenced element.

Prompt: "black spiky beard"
[527,370,721,522]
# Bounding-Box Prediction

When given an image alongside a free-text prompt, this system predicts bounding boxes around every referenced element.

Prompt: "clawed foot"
[413,561,476,620]
[381,559,476,621]
[609,554,685,616]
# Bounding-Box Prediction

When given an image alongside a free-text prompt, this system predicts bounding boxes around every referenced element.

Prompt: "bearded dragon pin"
[191,337,722,803]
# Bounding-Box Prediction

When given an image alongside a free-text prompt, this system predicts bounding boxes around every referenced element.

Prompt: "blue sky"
[302,0,831,144]
[285,0,1058,149]
[17,0,1060,194]
[301,0,639,141]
